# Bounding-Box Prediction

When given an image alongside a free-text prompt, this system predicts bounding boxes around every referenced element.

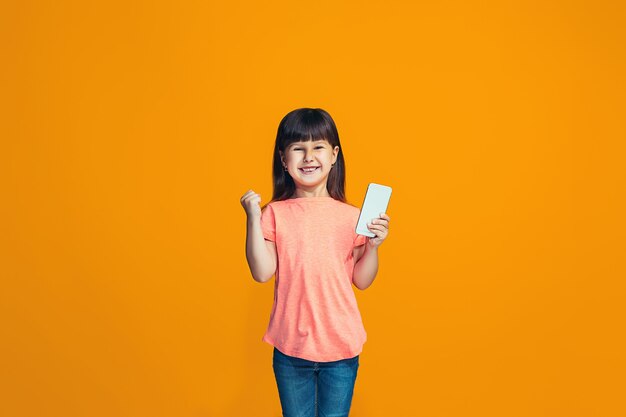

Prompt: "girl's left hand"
[367,212,390,248]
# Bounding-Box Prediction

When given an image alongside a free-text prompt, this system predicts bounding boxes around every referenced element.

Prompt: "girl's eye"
[294,147,324,150]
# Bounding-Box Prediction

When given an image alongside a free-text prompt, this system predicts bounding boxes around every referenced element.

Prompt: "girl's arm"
[245,216,277,283]
[352,244,379,290]
[352,213,390,290]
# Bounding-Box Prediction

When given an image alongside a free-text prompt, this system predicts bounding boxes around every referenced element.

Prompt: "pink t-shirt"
[260,196,368,362]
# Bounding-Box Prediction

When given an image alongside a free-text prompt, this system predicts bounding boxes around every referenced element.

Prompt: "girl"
[240,108,390,417]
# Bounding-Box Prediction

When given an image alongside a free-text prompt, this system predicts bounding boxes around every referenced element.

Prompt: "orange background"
[2,1,625,416]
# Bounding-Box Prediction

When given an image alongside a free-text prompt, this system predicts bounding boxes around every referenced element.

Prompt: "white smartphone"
[356,183,393,237]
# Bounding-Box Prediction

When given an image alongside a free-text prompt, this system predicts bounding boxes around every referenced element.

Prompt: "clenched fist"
[240,189,263,219]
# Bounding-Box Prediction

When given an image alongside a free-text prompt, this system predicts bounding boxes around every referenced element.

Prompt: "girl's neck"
[289,195,334,200]
[291,189,332,199]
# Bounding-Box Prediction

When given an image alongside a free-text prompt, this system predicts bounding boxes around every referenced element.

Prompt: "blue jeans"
[272,347,360,417]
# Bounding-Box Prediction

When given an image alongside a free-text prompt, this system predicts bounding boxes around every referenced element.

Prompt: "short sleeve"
[260,204,276,242]
[353,232,367,247]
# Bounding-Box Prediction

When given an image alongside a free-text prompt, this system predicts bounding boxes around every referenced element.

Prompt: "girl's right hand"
[240,189,262,219]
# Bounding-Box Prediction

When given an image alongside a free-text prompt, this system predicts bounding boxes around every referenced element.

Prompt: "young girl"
[240,108,390,417]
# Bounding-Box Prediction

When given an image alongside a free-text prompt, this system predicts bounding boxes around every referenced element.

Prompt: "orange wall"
[1,1,624,416]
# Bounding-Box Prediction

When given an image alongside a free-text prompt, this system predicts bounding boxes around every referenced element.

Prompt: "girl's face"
[279,139,340,191]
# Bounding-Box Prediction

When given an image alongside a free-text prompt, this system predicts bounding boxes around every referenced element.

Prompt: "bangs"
[280,109,335,146]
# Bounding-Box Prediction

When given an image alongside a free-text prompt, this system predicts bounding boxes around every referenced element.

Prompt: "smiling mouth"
[299,167,320,174]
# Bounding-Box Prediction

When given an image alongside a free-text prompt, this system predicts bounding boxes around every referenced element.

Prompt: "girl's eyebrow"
[290,141,326,148]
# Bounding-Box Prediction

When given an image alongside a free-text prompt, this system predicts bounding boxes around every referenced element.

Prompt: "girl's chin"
[294,173,327,184]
